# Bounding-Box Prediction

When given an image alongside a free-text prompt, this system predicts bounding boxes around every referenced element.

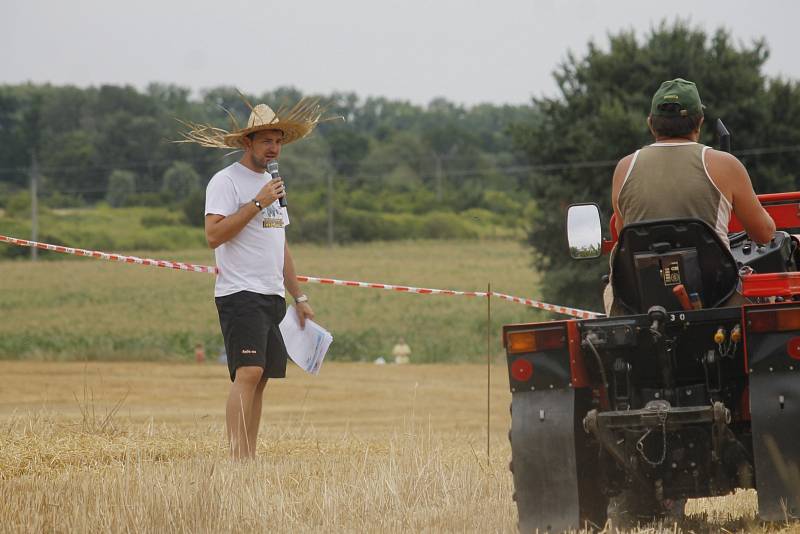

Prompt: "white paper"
[279,305,333,375]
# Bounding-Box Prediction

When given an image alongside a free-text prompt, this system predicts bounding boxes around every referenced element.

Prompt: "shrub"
[287,212,329,243]
[343,210,399,241]
[482,190,523,216]
[5,191,33,219]
[43,191,85,209]
[106,170,137,207]
[0,183,15,209]
[162,162,200,202]
[125,192,172,207]
[181,188,206,227]
[141,212,186,228]
[419,212,478,239]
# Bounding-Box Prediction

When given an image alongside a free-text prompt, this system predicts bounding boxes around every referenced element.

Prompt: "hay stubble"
[2,361,796,533]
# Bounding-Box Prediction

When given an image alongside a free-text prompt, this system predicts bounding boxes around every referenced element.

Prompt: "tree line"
[0,82,539,242]
[2,21,800,310]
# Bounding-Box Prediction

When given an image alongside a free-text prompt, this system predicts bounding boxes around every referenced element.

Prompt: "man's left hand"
[295,302,315,329]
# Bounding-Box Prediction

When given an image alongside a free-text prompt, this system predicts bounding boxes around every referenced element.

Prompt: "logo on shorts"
[241,349,257,355]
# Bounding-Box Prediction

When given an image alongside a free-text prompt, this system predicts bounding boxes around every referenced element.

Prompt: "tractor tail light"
[747,307,800,333]
[506,327,565,354]
[510,358,534,382]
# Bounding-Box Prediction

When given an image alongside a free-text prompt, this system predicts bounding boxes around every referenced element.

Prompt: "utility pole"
[327,173,334,247]
[30,152,39,261]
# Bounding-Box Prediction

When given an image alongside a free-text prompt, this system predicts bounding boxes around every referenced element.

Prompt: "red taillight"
[506,327,565,354]
[787,337,800,360]
[747,307,800,333]
[510,358,534,382]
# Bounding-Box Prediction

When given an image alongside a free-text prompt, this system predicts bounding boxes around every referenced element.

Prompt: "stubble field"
[1,361,796,533]
[0,360,517,533]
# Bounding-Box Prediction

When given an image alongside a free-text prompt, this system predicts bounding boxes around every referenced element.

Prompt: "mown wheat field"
[1,240,798,532]
[1,361,795,533]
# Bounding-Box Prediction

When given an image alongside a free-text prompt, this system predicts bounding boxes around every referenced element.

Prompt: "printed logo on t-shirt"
[262,203,285,229]
[241,349,257,355]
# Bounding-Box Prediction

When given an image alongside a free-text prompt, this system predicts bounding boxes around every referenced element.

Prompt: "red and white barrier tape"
[489,291,602,320]
[0,234,217,274]
[295,276,601,319]
[0,234,603,319]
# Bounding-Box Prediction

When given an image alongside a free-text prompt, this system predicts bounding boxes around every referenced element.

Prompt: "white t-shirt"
[205,162,290,297]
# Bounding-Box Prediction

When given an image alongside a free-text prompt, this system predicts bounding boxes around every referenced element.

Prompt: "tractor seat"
[611,218,739,315]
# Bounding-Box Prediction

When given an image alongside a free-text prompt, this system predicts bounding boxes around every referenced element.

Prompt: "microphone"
[266,160,287,208]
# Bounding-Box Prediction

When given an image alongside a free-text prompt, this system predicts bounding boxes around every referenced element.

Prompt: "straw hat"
[176,93,334,149]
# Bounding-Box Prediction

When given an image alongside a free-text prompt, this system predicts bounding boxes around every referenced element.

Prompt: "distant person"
[392,338,411,365]
[178,97,330,459]
[194,342,205,363]
[605,78,775,314]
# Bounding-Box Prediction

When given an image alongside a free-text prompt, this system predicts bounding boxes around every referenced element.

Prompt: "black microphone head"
[267,160,279,176]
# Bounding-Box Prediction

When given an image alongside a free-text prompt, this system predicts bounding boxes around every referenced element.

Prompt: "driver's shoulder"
[613,152,637,177]
[704,147,744,171]
[703,147,748,189]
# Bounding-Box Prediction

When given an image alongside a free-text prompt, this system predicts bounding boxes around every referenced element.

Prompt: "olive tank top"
[617,142,732,247]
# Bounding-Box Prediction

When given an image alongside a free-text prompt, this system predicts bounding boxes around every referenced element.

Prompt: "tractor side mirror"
[566,203,602,259]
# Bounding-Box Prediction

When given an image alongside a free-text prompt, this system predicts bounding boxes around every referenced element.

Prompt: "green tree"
[95,112,163,192]
[161,161,200,202]
[182,188,206,227]
[511,21,795,311]
[0,88,29,188]
[106,170,137,207]
[324,125,370,176]
[40,130,96,193]
[6,190,33,219]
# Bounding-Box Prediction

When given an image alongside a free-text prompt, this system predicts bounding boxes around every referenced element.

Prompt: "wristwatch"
[252,198,263,209]
[294,294,309,304]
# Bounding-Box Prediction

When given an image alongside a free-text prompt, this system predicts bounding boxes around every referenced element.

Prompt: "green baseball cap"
[650,78,704,117]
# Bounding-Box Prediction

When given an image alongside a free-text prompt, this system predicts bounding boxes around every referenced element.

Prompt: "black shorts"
[215,291,289,382]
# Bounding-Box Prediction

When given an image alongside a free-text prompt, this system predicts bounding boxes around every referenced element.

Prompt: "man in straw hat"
[178,96,329,459]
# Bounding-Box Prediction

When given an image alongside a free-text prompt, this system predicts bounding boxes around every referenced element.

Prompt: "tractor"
[504,122,800,532]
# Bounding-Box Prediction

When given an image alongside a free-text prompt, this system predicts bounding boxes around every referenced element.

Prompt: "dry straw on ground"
[2,415,516,532]
[1,362,798,533]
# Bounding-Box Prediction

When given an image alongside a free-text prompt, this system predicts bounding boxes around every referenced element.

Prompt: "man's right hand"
[206,178,286,249]
[255,178,285,207]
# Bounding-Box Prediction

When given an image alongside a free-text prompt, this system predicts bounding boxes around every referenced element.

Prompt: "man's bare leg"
[226,366,263,459]
[246,378,268,452]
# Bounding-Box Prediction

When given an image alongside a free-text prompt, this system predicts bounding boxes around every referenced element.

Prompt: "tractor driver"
[605,78,775,314]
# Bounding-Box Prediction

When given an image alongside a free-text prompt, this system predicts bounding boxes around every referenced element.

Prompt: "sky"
[2,0,798,106]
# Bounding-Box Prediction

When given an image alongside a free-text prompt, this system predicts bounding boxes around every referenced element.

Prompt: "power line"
[0,144,798,186]
[734,145,800,156]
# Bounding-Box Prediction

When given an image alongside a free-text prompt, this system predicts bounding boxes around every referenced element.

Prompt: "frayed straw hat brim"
[222,122,311,148]
[175,93,337,150]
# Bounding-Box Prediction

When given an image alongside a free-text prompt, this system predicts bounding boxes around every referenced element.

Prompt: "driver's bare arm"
[706,150,775,244]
